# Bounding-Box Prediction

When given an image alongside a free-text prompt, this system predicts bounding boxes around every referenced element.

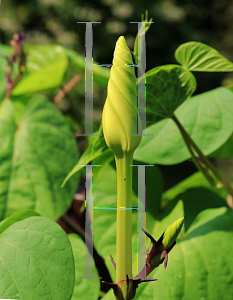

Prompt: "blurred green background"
[1,0,233,95]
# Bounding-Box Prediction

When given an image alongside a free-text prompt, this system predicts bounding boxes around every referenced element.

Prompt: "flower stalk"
[115,152,134,282]
[102,36,142,298]
[172,113,233,197]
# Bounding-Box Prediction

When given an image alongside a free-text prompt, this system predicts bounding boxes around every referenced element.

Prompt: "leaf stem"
[115,152,133,283]
[172,113,233,196]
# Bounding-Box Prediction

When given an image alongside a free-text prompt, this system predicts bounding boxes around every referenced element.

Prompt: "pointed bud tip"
[117,36,127,44]
[115,36,129,51]
[162,217,184,250]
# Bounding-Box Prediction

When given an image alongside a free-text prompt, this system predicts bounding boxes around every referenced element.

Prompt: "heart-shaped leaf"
[0,213,75,300]
[143,65,196,124]
[0,95,79,220]
[175,41,233,71]
[134,87,233,164]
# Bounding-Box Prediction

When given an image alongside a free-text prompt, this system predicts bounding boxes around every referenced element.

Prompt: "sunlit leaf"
[175,41,233,71]
[143,65,196,124]
[0,95,79,220]
[0,214,75,300]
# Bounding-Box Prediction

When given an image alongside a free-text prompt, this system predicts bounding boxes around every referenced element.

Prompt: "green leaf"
[11,45,68,95]
[172,188,228,231]
[64,48,110,86]
[133,207,233,300]
[134,87,233,164]
[0,209,40,234]
[24,44,68,74]
[0,95,79,220]
[208,134,233,158]
[175,41,233,71]
[143,65,196,124]
[69,234,100,300]
[163,171,227,202]
[0,215,75,300]
[11,60,68,95]
[93,162,233,300]
[102,201,233,300]
[62,124,110,187]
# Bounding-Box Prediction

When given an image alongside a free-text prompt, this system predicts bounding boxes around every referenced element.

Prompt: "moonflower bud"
[102,36,142,158]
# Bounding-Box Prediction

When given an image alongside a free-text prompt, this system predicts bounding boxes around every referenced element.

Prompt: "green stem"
[171,114,216,187]
[115,152,133,283]
[172,114,233,197]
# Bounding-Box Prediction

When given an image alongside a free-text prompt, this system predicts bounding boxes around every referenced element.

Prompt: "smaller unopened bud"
[162,217,184,250]
[138,217,184,277]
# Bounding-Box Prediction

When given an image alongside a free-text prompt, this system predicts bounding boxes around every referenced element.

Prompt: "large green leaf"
[24,44,68,74]
[163,171,228,203]
[143,65,196,124]
[0,209,40,234]
[11,45,68,95]
[134,87,233,164]
[0,95,79,220]
[69,234,100,300]
[175,41,233,71]
[0,213,75,300]
[171,187,228,231]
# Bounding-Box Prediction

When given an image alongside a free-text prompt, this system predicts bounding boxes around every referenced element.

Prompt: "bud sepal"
[138,217,184,278]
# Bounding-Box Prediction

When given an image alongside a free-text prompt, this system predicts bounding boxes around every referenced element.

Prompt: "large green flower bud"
[102,36,142,158]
